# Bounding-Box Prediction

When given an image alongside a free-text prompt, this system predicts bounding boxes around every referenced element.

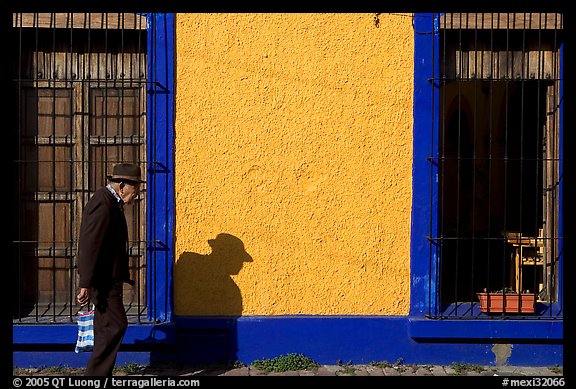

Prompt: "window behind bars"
[12,13,148,323]
[434,13,562,318]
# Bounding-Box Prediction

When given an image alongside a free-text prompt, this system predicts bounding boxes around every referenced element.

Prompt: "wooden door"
[14,13,147,321]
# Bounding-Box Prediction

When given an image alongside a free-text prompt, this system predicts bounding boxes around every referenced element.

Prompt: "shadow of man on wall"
[175,233,253,365]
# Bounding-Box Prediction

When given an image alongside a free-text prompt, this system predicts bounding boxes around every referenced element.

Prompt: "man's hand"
[77,288,91,307]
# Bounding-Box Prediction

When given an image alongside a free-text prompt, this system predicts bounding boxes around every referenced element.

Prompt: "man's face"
[120,181,141,205]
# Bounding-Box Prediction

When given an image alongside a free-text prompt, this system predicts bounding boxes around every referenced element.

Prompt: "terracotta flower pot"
[477,292,535,313]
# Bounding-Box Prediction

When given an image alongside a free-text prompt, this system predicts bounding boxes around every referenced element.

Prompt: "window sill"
[408,317,562,341]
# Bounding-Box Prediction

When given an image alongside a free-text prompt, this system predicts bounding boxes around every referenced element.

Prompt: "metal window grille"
[12,13,150,324]
[430,13,563,319]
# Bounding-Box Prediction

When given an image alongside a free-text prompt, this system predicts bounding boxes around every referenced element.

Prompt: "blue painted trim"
[169,316,563,366]
[146,13,175,323]
[409,318,562,340]
[410,13,439,317]
[17,315,559,345]
[13,352,156,369]
[13,316,563,367]
[557,39,563,309]
[13,323,176,345]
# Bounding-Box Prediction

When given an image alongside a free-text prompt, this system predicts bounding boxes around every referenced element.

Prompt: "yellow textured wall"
[174,13,414,315]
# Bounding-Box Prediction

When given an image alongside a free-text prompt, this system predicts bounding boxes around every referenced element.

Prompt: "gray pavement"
[14,364,564,377]
[135,364,564,377]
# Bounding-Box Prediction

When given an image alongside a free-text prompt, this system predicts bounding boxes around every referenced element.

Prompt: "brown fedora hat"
[107,163,145,183]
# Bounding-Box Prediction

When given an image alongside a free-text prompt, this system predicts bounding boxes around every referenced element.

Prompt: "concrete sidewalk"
[14,364,564,377]
[135,364,564,377]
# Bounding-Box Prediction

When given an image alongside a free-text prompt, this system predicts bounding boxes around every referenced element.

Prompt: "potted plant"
[477,287,536,314]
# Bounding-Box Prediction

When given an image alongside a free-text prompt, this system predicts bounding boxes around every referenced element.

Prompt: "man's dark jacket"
[78,186,133,289]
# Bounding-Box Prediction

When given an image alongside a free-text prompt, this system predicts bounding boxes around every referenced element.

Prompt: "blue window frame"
[409,13,563,340]
[13,13,176,357]
[146,13,175,323]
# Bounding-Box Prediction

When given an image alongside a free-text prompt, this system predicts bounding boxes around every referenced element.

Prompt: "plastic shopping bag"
[75,305,94,353]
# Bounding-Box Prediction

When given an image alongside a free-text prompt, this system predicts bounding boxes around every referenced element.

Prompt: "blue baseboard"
[13,352,156,369]
[13,316,563,368]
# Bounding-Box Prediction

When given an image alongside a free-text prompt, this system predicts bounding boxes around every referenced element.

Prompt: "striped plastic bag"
[75,305,94,353]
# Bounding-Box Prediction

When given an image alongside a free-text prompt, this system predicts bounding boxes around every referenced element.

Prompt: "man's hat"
[107,163,145,183]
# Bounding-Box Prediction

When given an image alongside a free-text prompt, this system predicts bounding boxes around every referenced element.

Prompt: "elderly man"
[76,163,144,376]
